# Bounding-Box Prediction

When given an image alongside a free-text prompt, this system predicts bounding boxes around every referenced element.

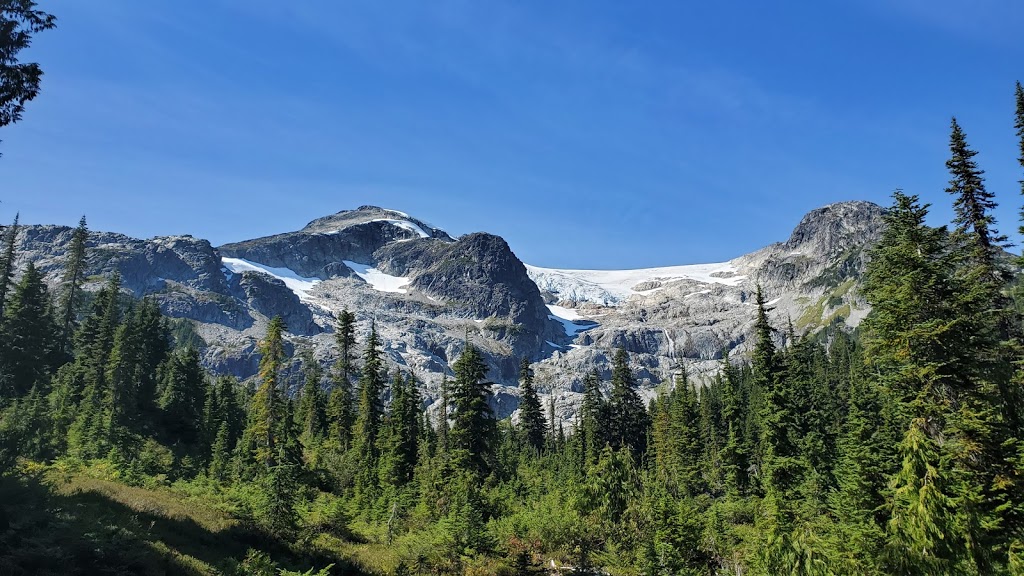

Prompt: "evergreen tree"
[517,357,546,452]
[236,316,287,476]
[58,216,88,346]
[946,117,1006,276]
[449,343,496,480]
[0,212,18,319]
[296,349,326,448]
[327,309,357,450]
[379,372,421,488]
[607,347,648,459]
[158,346,206,448]
[0,261,59,397]
[353,324,386,494]
[208,420,232,480]
[579,369,604,465]
[0,0,56,156]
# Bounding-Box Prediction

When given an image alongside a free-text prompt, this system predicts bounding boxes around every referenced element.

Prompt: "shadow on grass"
[0,470,365,576]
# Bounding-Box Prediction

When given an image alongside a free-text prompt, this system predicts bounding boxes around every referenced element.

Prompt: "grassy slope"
[0,463,384,576]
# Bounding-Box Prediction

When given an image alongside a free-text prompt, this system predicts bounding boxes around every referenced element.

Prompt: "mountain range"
[10,200,885,423]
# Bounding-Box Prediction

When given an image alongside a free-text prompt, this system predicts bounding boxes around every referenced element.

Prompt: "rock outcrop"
[11,201,885,424]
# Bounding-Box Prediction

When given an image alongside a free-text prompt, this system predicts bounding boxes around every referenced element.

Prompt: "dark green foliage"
[0,1,56,156]
[0,212,18,318]
[58,216,87,345]
[449,343,496,480]
[607,347,649,459]
[353,324,385,497]
[5,99,1024,573]
[517,357,546,452]
[0,262,59,397]
[326,309,357,451]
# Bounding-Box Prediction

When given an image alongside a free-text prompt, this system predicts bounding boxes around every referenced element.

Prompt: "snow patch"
[221,258,320,301]
[546,304,598,337]
[369,218,431,239]
[343,261,412,293]
[526,261,745,306]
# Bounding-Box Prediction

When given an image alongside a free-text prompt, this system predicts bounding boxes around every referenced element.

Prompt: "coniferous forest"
[6,4,1024,576]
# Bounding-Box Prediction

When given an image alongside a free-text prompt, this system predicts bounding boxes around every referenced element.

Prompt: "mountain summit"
[11,200,884,420]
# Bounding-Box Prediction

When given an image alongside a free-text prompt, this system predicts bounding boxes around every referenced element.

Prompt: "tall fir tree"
[236,316,287,476]
[353,324,386,495]
[448,343,496,480]
[58,216,88,347]
[517,357,546,452]
[296,349,326,449]
[0,212,18,319]
[0,261,59,397]
[607,348,648,459]
[327,309,357,450]
[579,369,605,465]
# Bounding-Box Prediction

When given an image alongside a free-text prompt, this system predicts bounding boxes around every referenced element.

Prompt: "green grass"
[0,463,371,576]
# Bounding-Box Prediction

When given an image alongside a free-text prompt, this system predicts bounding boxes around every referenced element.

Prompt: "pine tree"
[946,117,1006,276]
[863,191,989,573]
[0,212,19,319]
[236,316,287,476]
[105,305,142,437]
[158,346,206,448]
[830,366,896,573]
[579,369,604,465]
[208,420,232,480]
[327,309,357,450]
[353,324,385,494]
[719,348,748,496]
[0,261,59,397]
[0,1,56,156]
[449,343,496,480]
[296,349,326,448]
[607,347,648,459]
[58,216,88,346]
[379,372,421,488]
[517,357,546,452]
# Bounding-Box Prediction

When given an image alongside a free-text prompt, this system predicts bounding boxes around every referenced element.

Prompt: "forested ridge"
[3,5,1024,571]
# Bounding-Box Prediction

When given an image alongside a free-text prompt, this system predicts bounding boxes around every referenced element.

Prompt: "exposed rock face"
[11,201,885,425]
[528,201,885,419]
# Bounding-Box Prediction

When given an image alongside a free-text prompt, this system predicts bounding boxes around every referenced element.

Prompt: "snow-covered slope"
[222,257,320,301]
[526,261,745,306]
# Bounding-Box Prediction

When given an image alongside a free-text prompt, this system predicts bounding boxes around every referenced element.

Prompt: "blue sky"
[2,0,1023,268]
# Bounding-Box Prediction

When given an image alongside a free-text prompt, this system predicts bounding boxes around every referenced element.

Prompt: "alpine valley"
[12,200,884,423]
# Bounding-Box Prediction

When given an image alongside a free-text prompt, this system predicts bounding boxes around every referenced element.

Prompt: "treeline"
[1,84,1024,574]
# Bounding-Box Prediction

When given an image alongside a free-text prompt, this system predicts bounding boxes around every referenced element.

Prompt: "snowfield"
[368,219,431,239]
[526,261,745,306]
[343,261,412,293]
[546,304,598,337]
[221,258,320,301]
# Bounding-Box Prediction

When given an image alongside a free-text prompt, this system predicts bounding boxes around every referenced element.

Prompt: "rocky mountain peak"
[782,200,884,259]
[299,205,452,241]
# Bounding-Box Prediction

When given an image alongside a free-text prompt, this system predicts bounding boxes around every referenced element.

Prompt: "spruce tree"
[0,212,18,319]
[158,346,206,448]
[0,261,58,397]
[327,309,357,450]
[517,357,546,452]
[579,369,604,465]
[607,347,648,459]
[448,343,496,480]
[237,316,287,475]
[946,117,1006,275]
[353,324,385,494]
[296,349,326,448]
[58,216,88,345]
[0,1,56,156]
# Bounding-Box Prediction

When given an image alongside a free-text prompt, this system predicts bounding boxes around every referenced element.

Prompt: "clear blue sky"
[2,1,1023,268]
